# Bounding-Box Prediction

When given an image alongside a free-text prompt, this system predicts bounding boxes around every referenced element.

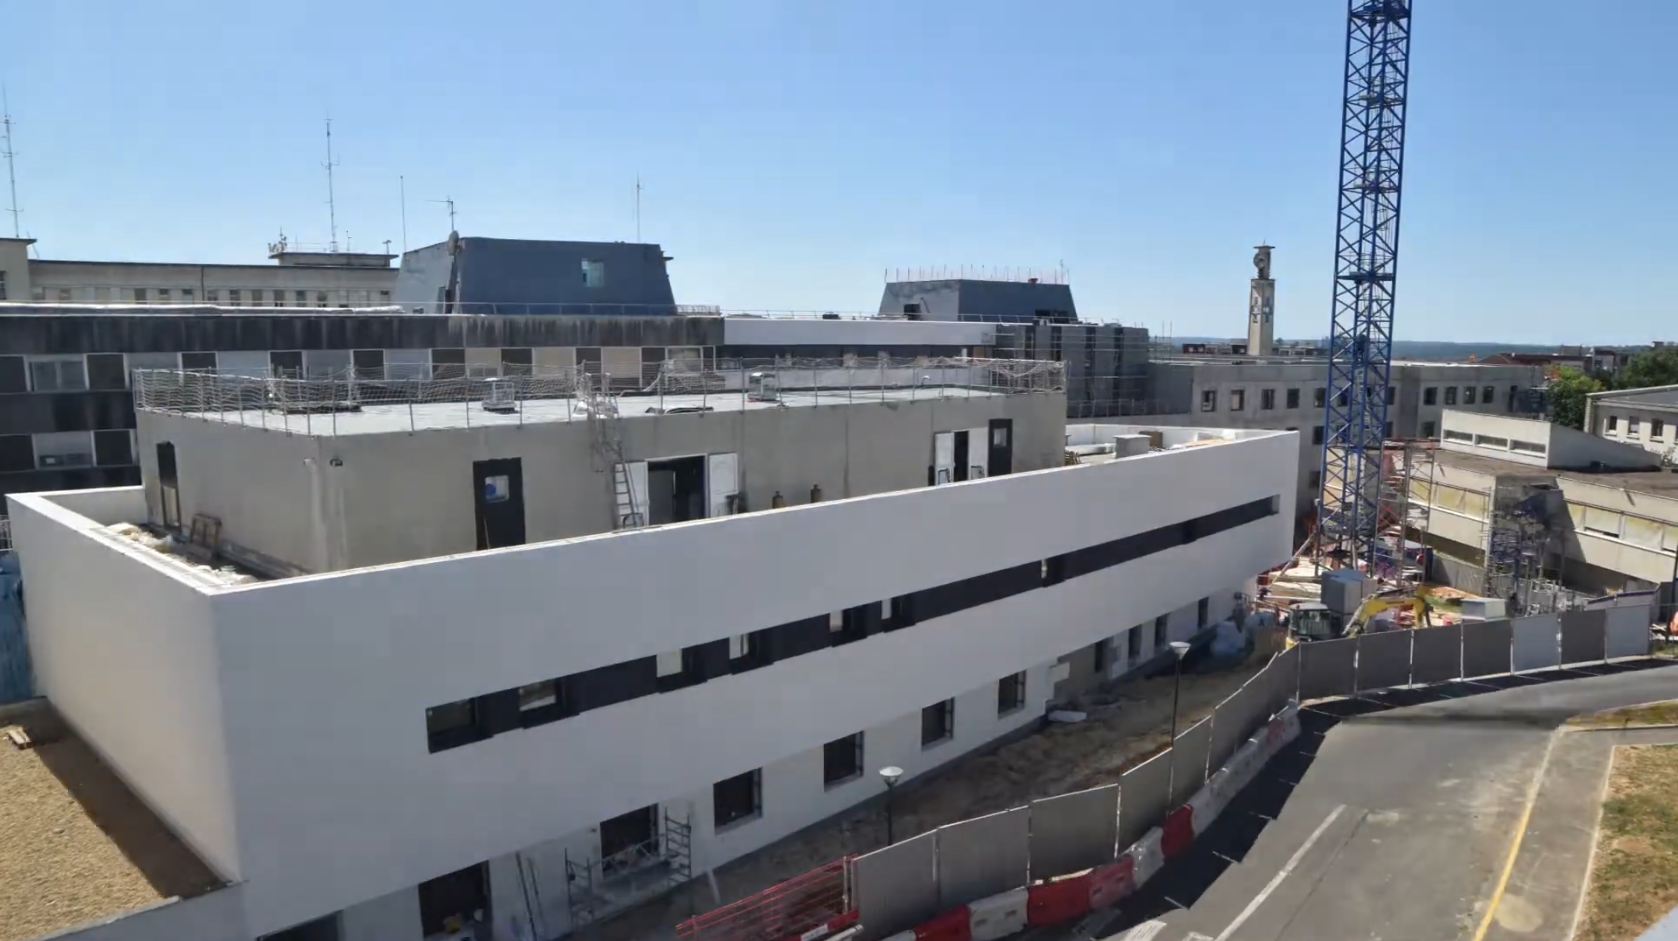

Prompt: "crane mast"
[1319,0,1413,570]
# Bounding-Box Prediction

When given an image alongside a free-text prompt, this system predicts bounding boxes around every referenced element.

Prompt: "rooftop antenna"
[399,175,408,253]
[323,118,340,252]
[635,174,642,242]
[429,196,457,231]
[2,87,20,238]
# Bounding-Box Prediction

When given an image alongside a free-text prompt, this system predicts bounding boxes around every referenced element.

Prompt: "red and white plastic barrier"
[879,701,1303,941]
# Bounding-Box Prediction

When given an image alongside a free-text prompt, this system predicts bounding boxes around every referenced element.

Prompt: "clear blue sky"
[4,1,1672,344]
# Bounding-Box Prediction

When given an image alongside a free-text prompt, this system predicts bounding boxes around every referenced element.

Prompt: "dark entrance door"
[953,431,970,482]
[473,458,526,550]
[987,419,1014,476]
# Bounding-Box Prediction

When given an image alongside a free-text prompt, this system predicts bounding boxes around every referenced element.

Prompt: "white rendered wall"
[722,316,996,349]
[197,431,1294,934]
[5,489,242,881]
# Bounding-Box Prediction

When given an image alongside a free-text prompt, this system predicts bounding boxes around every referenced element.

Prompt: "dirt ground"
[1569,699,1678,729]
[1575,744,1678,941]
[581,654,1269,941]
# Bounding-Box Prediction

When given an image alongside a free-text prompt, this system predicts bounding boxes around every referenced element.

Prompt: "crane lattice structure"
[1318,0,1413,570]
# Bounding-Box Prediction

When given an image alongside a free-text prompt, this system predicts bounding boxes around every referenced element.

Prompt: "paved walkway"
[1018,660,1677,941]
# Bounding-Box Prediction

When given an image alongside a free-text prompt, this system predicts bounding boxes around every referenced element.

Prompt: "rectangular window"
[1286,388,1299,409]
[1483,385,1495,405]
[1654,419,1666,440]
[1092,638,1110,674]
[295,290,308,307]
[56,287,72,302]
[156,288,171,304]
[1629,417,1641,438]
[181,288,195,302]
[518,680,557,712]
[1383,421,1393,438]
[1336,390,1348,407]
[1607,415,1619,432]
[1424,387,1437,406]
[1510,439,1547,455]
[713,769,762,829]
[316,291,329,307]
[1386,387,1396,406]
[1309,469,1322,489]
[33,431,95,468]
[997,672,1027,715]
[823,732,864,787]
[1127,626,1142,659]
[0,272,6,300]
[1443,429,1473,442]
[379,289,392,304]
[228,289,242,307]
[28,356,87,392]
[1155,613,1170,648]
[205,289,219,304]
[1444,387,1457,405]
[582,258,607,288]
[132,287,147,303]
[1260,388,1275,410]
[1422,420,1436,438]
[1197,597,1210,628]
[1229,389,1245,411]
[425,699,482,753]
[1508,386,1519,412]
[1314,387,1326,408]
[1312,425,1324,445]
[1200,389,1217,412]
[1464,386,1476,405]
[921,699,954,748]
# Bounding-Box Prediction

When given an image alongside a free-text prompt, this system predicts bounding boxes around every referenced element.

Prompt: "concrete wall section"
[1463,619,1515,677]
[1169,718,1212,808]
[855,830,939,940]
[935,807,1030,909]
[1299,638,1356,701]
[1511,615,1562,672]
[1028,785,1117,880]
[1355,630,1413,692]
[1118,750,1172,850]
[1410,624,1463,684]
[5,492,242,881]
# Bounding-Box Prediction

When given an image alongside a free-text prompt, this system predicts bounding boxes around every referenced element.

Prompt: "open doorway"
[645,456,705,526]
[418,863,489,937]
[599,804,660,875]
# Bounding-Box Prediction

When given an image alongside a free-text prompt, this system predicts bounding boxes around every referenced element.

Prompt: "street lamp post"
[879,766,904,845]
[1165,640,1192,798]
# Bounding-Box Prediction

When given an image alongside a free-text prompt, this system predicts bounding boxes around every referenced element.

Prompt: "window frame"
[1424,387,1438,406]
[1444,387,1458,406]
[1286,388,1300,409]
[713,768,763,830]
[27,355,88,392]
[1260,388,1276,411]
[921,699,955,748]
[822,732,865,788]
[997,672,1027,716]
[1229,389,1245,411]
[1200,389,1217,412]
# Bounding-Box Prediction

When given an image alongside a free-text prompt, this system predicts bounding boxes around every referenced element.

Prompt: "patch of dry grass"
[1569,700,1678,729]
[1575,744,1678,941]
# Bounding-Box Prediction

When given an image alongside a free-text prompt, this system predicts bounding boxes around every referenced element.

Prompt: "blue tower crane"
[1318,0,1413,570]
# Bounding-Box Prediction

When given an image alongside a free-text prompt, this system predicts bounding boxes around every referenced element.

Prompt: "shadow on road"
[1085,657,1676,938]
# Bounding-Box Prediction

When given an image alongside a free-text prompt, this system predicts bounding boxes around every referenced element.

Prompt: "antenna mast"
[430,196,457,231]
[2,88,20,238]
[323,119,340,252]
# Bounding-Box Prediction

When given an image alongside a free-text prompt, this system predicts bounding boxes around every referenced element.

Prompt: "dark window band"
[426,495,1280,752]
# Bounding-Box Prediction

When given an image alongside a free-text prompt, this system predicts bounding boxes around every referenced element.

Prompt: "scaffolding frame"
[1374,440,1435,587]
[1482,481,1557,611]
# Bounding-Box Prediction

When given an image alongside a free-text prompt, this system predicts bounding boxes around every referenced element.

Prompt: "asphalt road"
[1034,659,1678,941]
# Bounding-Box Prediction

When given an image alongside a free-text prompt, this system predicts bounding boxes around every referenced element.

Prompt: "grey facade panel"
[1462,619,1515,677]
[1169,718,1212,807]
[1299,637,1357,701]
[877,279,1077,323]
[1511,615,1562,673]
[1560,609,1607,664]
[1117,749,1172,849]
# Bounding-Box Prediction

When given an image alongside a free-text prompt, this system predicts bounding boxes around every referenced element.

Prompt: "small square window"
[921,699,954,747]
[1653,419,1665,440]
[132,287,148,303]
[1422,420,1436,438]
[1464,386,1477,405]
[582,259,607,288]
[316,291,330,307]
[56,287,72,302]
[1260,389,1276,410]
[205,289,220,304]
[1445,387,1458,405]
[1483,385,1495,404]
[713,768,762,829]
[295,290,309,307]
[1314,388,1326,408]
[1607,415,1619,432]
[1200,390,1217,412]
[1424,387,1437,406]
[28,357,87,392]
[483,474,511,503]
[228,289,242,307]
[992,426,1009,447]
[181,288,195,302]
[1312,425,1325,445]
[1286,388,1300,409]
[1229,389,1245,411]
[157,288,171,303]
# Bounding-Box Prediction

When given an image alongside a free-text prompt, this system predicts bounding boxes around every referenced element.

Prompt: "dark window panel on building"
[94,430,135,467]
[86,354,128,391]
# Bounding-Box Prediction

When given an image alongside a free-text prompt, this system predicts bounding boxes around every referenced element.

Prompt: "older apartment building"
[6,358,1295,941]
[1584,384,1678,466]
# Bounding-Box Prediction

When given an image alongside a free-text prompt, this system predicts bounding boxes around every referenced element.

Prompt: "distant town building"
[1583,384,1678,466]
[0,236,397,308]
[395,235,679,315]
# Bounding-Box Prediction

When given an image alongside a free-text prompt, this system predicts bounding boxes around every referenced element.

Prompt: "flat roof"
[1431,446,1678,495]
[0,700,223,941]
[187,387,1018,437]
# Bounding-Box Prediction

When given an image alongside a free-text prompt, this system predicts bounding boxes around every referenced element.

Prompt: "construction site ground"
[577,652,1270,941]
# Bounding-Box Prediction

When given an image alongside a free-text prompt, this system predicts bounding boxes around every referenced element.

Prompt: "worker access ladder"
[578,371,644,530]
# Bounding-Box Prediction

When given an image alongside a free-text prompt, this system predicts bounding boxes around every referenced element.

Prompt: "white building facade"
[1584,384,1678,466]
[8,377,1295,941]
